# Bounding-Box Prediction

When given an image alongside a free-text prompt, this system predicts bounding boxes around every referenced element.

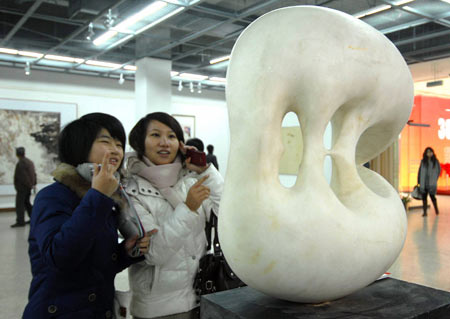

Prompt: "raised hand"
[91,152,119,197]
[180,141,209,173]
[185,175,210,212]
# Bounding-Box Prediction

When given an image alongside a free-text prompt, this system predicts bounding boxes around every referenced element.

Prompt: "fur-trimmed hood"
[52,163,125,208]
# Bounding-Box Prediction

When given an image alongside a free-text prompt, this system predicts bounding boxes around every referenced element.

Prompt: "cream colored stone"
[219,6,414,302]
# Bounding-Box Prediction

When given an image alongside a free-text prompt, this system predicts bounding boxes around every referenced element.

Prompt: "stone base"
[201,278,450,318]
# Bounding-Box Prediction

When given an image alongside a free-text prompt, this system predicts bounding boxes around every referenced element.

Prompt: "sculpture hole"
[323,121,332,150]
[323,155,332,185]
[279,112,302,188]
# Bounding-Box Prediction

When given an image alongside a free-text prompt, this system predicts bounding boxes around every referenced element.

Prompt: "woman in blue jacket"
[24,113,153,319]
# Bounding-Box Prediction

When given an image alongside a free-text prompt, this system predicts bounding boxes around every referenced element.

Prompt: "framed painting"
[173,114,196,141]
[0,98,77,195]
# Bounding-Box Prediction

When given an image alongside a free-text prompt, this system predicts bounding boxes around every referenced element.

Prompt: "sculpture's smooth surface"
[219,6,414,303]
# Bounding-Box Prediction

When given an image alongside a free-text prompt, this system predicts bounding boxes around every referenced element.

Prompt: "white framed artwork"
[173,114,196,141]
[0,98,77,195]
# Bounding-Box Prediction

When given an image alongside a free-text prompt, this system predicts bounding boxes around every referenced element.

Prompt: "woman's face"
[426,149,434,158]
[144,120,180,165]
[88,128,124,173]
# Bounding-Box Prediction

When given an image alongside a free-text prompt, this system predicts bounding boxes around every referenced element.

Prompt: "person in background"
[186,137,204,152]
[11,146,36,228]
[23,113,154,319]
[418,146,441,217]
[124,112,223,319]
[206,144,219,171]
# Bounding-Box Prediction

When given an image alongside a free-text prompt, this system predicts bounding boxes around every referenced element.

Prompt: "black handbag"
[411,185,422,200]
[194,213,246,296]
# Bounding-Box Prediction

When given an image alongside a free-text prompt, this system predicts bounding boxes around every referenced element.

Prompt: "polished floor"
[0,195,449,318]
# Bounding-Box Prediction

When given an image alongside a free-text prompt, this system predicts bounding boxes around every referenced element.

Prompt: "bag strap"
[211,213,222,256]
[204,211,222,256]
[205,211,213,251]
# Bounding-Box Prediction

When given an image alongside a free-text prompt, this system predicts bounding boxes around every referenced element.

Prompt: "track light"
[189,82,194,93]
[104,9,116,29]
[24,62,30,75]
[178,80,183,91]
[118,73,125,85]
[197,82,202,94]
[86,22,95,41]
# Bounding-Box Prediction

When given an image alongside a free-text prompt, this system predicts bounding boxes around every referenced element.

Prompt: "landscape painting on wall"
[0,99,77,194]
[0,109,60,185]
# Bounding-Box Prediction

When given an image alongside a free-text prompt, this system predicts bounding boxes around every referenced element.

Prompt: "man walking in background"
[11,147,36,228]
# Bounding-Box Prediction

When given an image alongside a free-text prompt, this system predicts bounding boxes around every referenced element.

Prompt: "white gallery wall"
[0,56,447,209]
[0,66,228,208]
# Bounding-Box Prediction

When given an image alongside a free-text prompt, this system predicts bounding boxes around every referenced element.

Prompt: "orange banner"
[399,95,450,194]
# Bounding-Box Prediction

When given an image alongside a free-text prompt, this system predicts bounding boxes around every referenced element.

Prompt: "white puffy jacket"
[123,164,223,318]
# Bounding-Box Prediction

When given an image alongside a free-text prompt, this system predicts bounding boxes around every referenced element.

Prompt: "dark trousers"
[15,189,32,224]
[422,190,438,216]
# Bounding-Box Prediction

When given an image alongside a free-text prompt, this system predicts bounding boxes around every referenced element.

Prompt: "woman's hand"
[180,142,209,174]
[124,229,158,257]
[91,152,119,197]
[185,175,210,212]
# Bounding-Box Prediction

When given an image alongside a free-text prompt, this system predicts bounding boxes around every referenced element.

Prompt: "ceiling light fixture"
[118,73,125,85]
[179,73,208,81]
[189,82,194,93]
[93,30,118,46]
[209,77,227,83]
[197,82,202,94]
[104,9,116,29]
[18,50,44,58]
[0,48,18,55]
[178,80,183,91]
[123,65,137,71]
[106,5,184,49]
[115,2,167,32]
[170,71,179,77]
[163,0,200,4]
[94,1,168,47]
[393,0,415,5]
[441,0,450,4]
[44,54,84,63]
[210,55,230,64]
[85,60,122,68]
[24,62,30,75]
[86,22,95,41]
[354,4,392,19]
[134,7,184,35]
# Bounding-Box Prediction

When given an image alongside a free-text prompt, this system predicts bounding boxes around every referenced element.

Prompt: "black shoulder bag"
[194,213,246,296]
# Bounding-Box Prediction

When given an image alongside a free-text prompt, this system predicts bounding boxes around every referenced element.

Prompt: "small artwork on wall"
[0,98,77,194]
[173,114,196,142]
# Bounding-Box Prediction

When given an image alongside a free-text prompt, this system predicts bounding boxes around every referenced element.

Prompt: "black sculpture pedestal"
[201,278,450,318]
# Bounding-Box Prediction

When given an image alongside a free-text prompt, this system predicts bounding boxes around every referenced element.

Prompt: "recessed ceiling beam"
[0,0,45,46]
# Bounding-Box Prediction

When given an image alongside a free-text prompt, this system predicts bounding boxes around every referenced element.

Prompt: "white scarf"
[127,152,184,209]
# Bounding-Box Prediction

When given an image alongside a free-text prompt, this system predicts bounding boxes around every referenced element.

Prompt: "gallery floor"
[1,195,449,318]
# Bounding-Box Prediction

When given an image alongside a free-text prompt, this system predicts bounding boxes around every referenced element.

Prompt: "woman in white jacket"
[124,112,223,319]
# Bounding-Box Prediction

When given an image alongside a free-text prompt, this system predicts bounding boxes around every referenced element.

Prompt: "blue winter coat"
[23,164,143,319]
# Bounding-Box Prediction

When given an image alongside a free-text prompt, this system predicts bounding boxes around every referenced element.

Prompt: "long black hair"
[422,146,438,168]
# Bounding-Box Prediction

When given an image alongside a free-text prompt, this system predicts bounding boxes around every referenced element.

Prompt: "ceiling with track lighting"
[0,0,449,91]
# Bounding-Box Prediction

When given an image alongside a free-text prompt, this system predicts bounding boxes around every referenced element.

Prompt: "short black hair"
[58,113,126,167]
[16,147,25,157]
[207,144,214,153]
[129,112,185,160]
[186,138,204,152]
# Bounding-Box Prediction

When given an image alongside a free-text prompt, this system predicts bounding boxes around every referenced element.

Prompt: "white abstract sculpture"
[219,6,414,303]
